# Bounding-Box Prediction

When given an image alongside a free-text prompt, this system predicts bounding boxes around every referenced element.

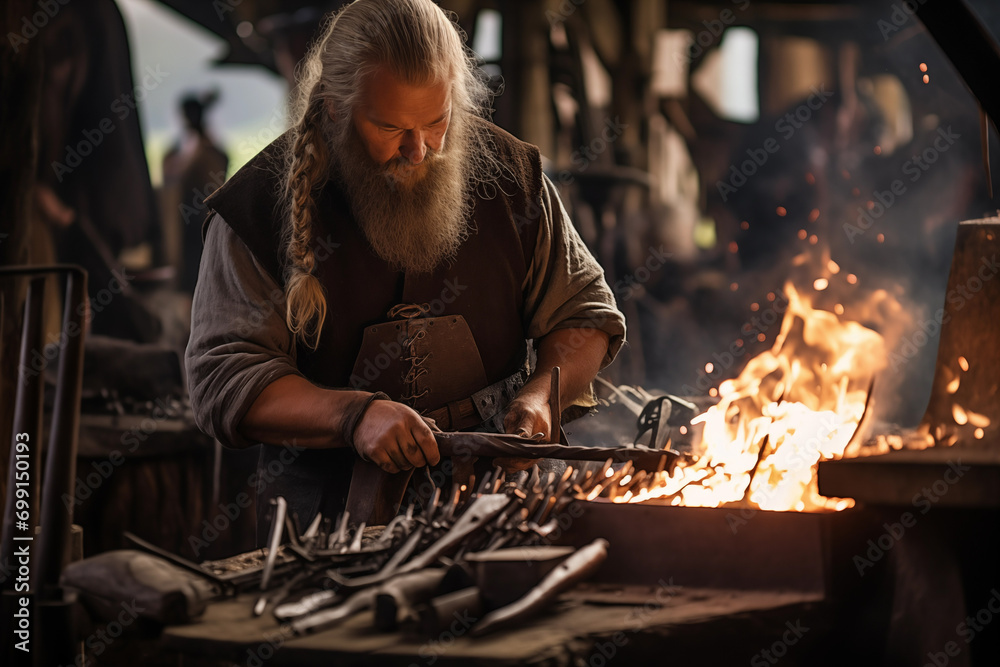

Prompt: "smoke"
[639,18,992,432]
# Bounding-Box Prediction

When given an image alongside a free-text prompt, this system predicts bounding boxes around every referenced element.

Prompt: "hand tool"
[373,567,450,631]
[436,432,680,472]
[470,539,609,636]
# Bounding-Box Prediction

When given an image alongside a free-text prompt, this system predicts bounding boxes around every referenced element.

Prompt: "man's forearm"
[238,374,372,448]
[527,327,610,406]
[240,373,441,472]
[501,326,610,448]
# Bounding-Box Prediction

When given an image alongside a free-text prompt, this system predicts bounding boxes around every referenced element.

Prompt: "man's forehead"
[359,66,452,126]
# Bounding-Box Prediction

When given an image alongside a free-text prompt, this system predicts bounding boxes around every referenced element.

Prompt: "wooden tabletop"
[160,585,823,666]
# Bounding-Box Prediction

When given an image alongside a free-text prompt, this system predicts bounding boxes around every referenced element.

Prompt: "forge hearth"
[819,217,1000,505]
[553,500,884,596]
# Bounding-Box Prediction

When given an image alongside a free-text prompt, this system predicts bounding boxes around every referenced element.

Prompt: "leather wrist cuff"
[344,391,391,458]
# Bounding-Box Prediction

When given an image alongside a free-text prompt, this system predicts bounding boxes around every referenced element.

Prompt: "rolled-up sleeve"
[185,215,303,448]
[522,174,626,368]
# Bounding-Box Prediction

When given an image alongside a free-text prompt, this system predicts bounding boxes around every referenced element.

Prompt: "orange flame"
[627,283,886,511]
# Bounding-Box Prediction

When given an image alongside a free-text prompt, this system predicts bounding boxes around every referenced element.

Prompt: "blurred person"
[162,90,229,294]
[34,0,162,343]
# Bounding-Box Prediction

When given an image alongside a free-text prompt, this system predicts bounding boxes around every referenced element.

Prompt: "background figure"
[34,0,163,343]
[162,90,229,294]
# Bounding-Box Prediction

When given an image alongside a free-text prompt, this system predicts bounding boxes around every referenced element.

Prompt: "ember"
[620,282,887,512]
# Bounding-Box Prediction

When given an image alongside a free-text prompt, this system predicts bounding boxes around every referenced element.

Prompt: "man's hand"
[499,370,554,472]
[353,400,441,474]
[503,370,554,441]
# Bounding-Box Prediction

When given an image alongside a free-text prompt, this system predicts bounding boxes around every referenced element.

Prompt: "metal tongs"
[594,376,700,451]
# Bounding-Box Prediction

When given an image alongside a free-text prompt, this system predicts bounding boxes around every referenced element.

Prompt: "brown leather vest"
[205,118,545,412]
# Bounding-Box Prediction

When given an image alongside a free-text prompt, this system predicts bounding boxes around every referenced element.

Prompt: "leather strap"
[423,369,528,431]
[425,396,481,431]
[344,391,391,457]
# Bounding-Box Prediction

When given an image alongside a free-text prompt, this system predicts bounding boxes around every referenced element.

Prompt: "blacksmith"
[185,0,625,536]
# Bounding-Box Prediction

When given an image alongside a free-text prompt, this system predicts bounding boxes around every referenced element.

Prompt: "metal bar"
[471,539,609,637]
[549,366,561,435]
[1,278,45,591]
[35,267,87,597]
[435,432,681,472]
[593,376,645,415]
[260,497,287,591]
[123,531,229,592]
[981,106,993,199]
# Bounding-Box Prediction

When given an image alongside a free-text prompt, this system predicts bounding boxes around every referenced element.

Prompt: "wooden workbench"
[160,586,826,666]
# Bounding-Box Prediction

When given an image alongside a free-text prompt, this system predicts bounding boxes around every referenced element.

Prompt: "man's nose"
[400,130,427,164]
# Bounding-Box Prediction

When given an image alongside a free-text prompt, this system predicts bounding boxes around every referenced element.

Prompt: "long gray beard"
[330,114,474,274]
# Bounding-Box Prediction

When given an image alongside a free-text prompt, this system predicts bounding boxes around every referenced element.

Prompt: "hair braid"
[283,94,330,349]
